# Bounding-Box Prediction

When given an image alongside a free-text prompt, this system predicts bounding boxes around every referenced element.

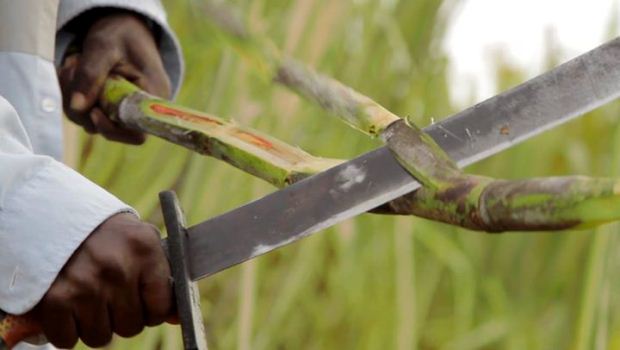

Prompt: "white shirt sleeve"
[56,0,185,96]
[0,0,184,317]
[1,1,184,348]
[0,52,137,315]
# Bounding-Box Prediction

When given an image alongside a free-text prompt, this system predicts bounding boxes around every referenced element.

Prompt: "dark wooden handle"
[0,311,41,350]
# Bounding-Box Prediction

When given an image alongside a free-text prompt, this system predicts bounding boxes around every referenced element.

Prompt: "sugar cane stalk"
[201,0,400,137]
[103,78,620,232]
[378,120,620,231]
[102,78,342,188]
[200,0,620,231]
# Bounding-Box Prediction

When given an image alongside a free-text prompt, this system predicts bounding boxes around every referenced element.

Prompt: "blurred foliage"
[74,0,620,349]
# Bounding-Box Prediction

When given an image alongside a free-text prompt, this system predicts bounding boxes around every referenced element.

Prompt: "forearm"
[0,95,135,316]
[0,1,135,316]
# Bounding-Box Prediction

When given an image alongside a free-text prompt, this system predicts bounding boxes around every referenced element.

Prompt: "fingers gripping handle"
[0,311,42,350]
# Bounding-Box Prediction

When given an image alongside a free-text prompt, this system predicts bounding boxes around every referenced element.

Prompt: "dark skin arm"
[29,11,176,348]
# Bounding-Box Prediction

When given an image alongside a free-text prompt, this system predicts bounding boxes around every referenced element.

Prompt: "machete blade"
[184,37,620,281]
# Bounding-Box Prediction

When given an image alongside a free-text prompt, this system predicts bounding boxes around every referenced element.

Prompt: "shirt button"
[41,97,57,113]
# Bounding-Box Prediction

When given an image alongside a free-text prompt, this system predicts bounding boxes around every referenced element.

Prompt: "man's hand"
[58,11,172,144]
[30,213,174,349]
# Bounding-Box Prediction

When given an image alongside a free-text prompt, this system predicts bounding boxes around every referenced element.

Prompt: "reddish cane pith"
[151,104,224,126]
[147,100,308,164]
[235,130,274,150]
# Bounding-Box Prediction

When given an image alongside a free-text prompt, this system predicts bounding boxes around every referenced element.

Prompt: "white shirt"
[0,1,183,348]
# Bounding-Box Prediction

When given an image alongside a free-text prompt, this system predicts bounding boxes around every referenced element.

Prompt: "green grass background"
[74,0,620,348]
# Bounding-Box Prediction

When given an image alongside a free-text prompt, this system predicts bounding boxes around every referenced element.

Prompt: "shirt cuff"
[56,0,184,97]
[0,158,136,314]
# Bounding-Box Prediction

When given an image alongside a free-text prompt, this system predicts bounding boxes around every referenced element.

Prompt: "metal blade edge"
[186,37,620,280]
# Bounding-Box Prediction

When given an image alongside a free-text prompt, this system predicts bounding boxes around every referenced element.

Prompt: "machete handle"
[0,311,41,350]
